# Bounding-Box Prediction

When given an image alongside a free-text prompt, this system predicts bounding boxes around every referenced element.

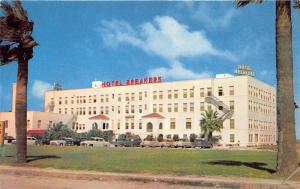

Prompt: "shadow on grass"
[206,160,276,174]
[26,155,61,163]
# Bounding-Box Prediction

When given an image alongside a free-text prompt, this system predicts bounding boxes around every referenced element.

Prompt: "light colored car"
[140,140,160,148]
[159,140,175,148]
[50,139,66,146]
[80,137,109,147]
[174,139,192,148]
[12,137,37,145]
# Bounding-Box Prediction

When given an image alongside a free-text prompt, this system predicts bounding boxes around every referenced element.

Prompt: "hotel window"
[131,122,134,129]
[125,122,129,130]
[112,106,114,112]
[144,91,148,98]
[93,95,97,103]
[139,92,142,100]
[159,104,163,113]
[218,103,223,111]
[58,108,62,114]
[93,107,96,115]
[159,123,163,130]
[159,91,163,99]
[59,97,62,105]
[100,95,104,102]
[131,93,135,101]
[144,104,147,111]
[174,90,178,99]
[80,96,82,104]
[64,108,68,114]
[153,91,157,100]
[125,105,129,114]
[183,89,187,98]
[100,106,104,114]
[139,105,142,113]
[168,103,172,112]
[83,107,86,115]
[88,107,91,115]
[230,101,234,111]
[230,119,235,129]
[190,103,194,112]
[118,121,121,130]
[230,134,235,143]
[105,94,109,102]
[183,103,187,112]
[65,97,68,104]
[83,96,86,103]
[37,120,42,129]
[71,108,74,114]
[76,96,79,104]
[118,94,122,102]
[207,87,212,96]
[168,90,172,99]
[200,88,204,97]
[126,93,129,101]
[218,87,223,96]
[131,105,135,113]
[117,106,120,114]
[190,89,194,98]
[153,104,157,113]
[174,103,178,112]
[139,121,142,129]
[200,102,205,111]
[249,134,253,143]
[27,120,30,128]
[229,86,234,96]
[170,118,176,129]
[186,118,192,129]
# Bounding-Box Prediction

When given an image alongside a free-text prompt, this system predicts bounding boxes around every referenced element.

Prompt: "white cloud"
[148,60,212,80]
[178,2,238,29]
[99,16,236,80]
[32,80,52,98]
[100,16,236,61]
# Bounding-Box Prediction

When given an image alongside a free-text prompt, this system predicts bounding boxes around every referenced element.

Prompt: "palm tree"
[200,109,223,142]
[235,0,299,175]
[0,0,37,163]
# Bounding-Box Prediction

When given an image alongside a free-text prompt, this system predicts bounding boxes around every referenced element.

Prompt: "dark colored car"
[192,139,213,148]
[73,138,86,146]
[62,137,75,146]
[124,138,141,147]
[113,139,126,147]
[5,136,15,143]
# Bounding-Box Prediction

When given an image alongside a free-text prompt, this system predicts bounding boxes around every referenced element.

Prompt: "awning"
[89,114,109,120]
[27,129,47,134]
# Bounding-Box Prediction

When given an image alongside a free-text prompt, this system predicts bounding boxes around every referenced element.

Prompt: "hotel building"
[43,74,277,147]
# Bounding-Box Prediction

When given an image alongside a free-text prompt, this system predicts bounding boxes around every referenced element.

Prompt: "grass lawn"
[0,145,298,180]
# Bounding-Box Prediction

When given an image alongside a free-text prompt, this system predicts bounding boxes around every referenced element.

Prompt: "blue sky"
[0,1,299,137]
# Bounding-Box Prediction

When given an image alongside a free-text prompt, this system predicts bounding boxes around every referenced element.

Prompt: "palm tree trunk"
[15,51,28,163]
[276,0,298,175]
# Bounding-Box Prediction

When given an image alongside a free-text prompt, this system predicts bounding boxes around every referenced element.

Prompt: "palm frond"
[294,0,300,9]
[13,0,28,20]
[0,1,14,16]
[235,0,263,7]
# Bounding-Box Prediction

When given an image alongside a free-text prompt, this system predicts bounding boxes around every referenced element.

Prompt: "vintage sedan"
[80,137,110,147]
[174,139,192,148]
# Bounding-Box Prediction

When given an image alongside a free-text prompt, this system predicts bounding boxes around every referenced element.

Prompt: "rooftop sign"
[234,65,256,77]
[102,76,162,88]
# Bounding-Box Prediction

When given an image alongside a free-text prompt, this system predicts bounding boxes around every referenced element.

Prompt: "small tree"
[173,134,179,141]
[189,133,197,142]
[46,123,75,140]
[157,134,164,142]
[200,109,223,142]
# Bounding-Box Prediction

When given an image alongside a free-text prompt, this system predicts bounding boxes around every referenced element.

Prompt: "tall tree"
[0,0,37,163]
[235,0,299,175]
[200,109,223,142]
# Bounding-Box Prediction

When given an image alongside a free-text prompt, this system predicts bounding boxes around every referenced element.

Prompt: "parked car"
[50,139,66,146]
[62,137,74,146]
[192,139,213,148]
[12,137,37,145]
[159,140,175,148]
[73,137,86,146]
[5,136,15,143]
[124,138,141,147]
[174,139,192,148]
[113,139,126,147]
[80,137,109,147]
[140,140,160,148]
[35,138,50,145]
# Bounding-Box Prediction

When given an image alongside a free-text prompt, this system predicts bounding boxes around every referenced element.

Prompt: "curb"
[0,165,299,189]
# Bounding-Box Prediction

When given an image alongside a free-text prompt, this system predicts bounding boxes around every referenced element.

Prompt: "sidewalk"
[0,165,299,189]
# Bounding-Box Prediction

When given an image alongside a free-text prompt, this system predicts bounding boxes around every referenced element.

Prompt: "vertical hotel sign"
[234,65,256,77]
[0,121,5,146]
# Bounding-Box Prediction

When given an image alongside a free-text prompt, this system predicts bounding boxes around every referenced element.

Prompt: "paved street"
[0,173,220,189]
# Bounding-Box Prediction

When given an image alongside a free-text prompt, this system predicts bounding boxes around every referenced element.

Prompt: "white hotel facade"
[44,74,277,147]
